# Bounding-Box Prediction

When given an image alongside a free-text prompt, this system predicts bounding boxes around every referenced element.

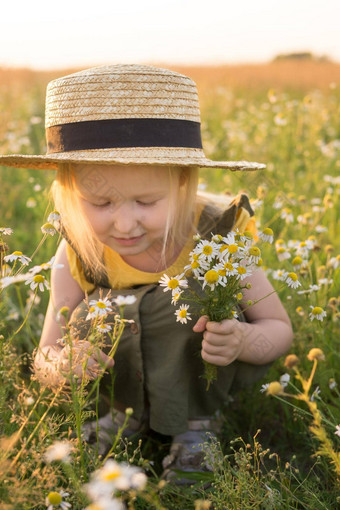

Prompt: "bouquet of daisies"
[159,228,274,389]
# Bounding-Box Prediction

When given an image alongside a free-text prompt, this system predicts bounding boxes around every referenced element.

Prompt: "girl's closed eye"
[136,199,158,207]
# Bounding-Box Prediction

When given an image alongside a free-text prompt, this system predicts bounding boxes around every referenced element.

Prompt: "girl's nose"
[111,202,138,234]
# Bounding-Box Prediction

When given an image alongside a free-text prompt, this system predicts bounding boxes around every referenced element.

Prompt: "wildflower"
[4,251,31,265]
[318,278,333,286]
[276,247,291,262]
[41,222,57,236]
[235,264,252,280]
[335,425,340,437]
[45,491,71,509]
[171,291,183,305]
[307,348,325,361]
[193,233,201,242]
[280,373,290,388]
[315,225,328,233]
[309,306,327,322]
[25,274,50,292]
[260,383,270,393]
[266,381,284,396]
[281,208,293,223]
[247,246,262,264]
[292,255,303,267]
[85,498,125,510]
[0,274,29,289]
[258,227,274,243]
[328,254,340,270]
[159,273,188,294]
[231,309,238,319]
[0,227,13,235]
[285,272,301,289]
[30,256,64,275]
[97,323,112,333]
[297,284,320,295]
[295,306,304,316]
[200,268,225,290]
[329,378,337,390]
[193,239,220,262]
[26,198,37,208]
[87,300,113,320]
[311,386,321,402]
[175,304,192,324]
[284,354,299,369]
[113,295,137,306]
[44,441,72,463]
[272,269,287,281]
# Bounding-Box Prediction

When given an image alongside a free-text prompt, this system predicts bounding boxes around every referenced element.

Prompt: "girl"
[0,65,293,481]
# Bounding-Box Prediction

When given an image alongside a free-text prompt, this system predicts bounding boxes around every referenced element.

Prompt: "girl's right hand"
[58,340,114,382]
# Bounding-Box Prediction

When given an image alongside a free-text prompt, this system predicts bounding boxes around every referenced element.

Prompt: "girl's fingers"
[193,315,209,332]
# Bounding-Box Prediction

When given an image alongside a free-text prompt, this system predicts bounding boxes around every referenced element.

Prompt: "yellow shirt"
[67,197,256,293]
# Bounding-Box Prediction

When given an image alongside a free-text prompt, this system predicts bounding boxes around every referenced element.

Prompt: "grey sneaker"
[161,428,217,484]
[82,409,145,456]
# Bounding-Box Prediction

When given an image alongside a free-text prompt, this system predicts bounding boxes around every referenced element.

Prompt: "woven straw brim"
[0,148,265,171]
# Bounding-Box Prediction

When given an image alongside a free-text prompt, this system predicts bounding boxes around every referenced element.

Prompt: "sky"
[1,0,340,69]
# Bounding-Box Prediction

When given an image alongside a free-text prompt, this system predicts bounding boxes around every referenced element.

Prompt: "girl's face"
[73,164,175,263]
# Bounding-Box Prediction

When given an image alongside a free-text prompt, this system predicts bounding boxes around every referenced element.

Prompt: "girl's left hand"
[193,316,245,366]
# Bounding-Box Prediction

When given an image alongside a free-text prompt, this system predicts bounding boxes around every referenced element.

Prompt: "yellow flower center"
[168,278,179,290]
[33,275,45,283]
[102,469,120,481]
[218,269,226,277]
[13,251,23,256]
[228,244,238,254]
[311,306,323,315]
[277,247,286,254]
[292,256,303,265]
[219,244,228,253]
[204,270,219,284]
[179,309,188,318]
[192,253,200,261]
[202,245,213,255]
[47,492,62,505]
[236,292,243,300]
[287,272,298,281]
[243,230,253,239]
[96,301,107,309]
[249,247,261,257]
[191,261,200,269]
[263,227,273,236]
[237,267,246,275]
[224,262,234,271]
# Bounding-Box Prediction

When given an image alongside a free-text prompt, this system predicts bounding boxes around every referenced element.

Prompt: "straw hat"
[0,64,265,171]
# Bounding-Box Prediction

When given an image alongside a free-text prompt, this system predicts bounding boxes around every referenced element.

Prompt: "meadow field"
[0,60,339,509]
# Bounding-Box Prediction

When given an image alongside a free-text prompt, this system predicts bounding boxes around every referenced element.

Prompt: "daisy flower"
[297,284,320,294]
[271,269,288,281]
[280,208,294,223]
[171,291,183,305]
[192,239,220,262]
[87,297,113,319]
[30,256,64,275]
[246,246,262,265]
[279,373,290,388]
[97,323,112,333]
[276,247,291,262]
[85,498,125,510]
[215,261,238,284]
[285,272,301,289]
[260,383,270,393]
[309,306,327,322]
[335,425,340,437]
[113,295,137,306]
[235,264,252,281]
[0,274,29,289]
[159,273,188,294]
[4,251,31,265]
[258,227,274,243]
[0,227,13,235]
[199,268,226,290]
[44,441,72,463]
[25,274,50,292]
[175,304,192,324]
[45,490,71,509]
[41,222,57,236]
[328,254,340,270]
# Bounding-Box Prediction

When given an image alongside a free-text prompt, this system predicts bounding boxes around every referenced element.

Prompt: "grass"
[0,61,339,509]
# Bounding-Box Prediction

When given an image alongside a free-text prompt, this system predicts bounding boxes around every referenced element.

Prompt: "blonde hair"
[51,163,199,278]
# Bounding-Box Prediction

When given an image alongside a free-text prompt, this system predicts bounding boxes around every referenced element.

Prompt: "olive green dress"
[67,195,271,435]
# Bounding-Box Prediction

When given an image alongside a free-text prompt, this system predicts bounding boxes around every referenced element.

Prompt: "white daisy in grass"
[0,274,29,289]
[276,246,291,262]
[87,297,113,319]
[113,295,137,306]
[309,306,327,322]
[328,255,340,270]
[246,246,262,265]
[30,256,64,275]
[159,273,188,294]
[258,227,274,244]
[175,304,192,324]
[4,251,31,265]
[281,208,294,223]
[44,441,72,463]
[45,490,71,509]
[231,309,239,319]
[297,284,320,295]
[85,497,125,510]
[335,425,340,437]
[285,272,301,289]
[192,239,220,262]
[295,240,314,258]
[25,274,50,292]
[272,269,288,281]
[41,222,57,236]
[0,227,13,235]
